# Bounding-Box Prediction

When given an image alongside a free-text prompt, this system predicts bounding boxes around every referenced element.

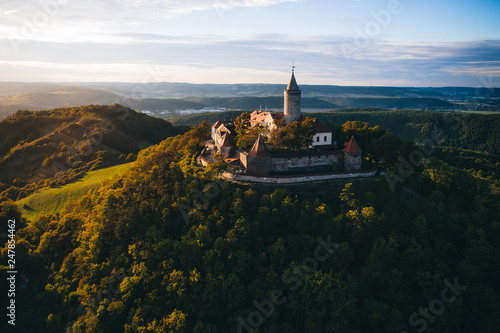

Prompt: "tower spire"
[286,69,300,91]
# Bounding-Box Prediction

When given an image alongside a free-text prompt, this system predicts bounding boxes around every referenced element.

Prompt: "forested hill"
[0,104,186,201]
[1,123,498,333]
[313,110,500,155]
[171,109,500,155]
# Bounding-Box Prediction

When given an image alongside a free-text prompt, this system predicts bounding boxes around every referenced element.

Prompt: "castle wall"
[270,153,343,174]
[220,146,234,158]
[344,153,362,171]
[220,168,377,184]
[246,157,272,176]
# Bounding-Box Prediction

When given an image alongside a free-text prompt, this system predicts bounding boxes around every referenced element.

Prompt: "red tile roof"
[296,117,331,133]
[344,136,362,153]
[314,120,331,133]
[248,135,270,158]
[250,111,277,124]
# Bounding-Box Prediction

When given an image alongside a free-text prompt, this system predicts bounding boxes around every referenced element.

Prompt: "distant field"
[458,110,500,115]
[16,162,133,221]
[432,108,500,115]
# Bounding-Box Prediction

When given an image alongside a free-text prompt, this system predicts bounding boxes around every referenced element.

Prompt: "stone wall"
[270,153,343,174]
[220,168,378,184]
[344,152,362,171]
[220,146,234,158]
[246,156,272,176]
[240,151,272,175]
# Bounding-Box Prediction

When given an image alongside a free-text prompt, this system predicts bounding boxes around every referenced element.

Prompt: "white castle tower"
[284,66,301,124]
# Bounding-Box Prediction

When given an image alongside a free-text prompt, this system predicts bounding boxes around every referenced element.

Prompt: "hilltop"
[0,83,121,118]
[0,104,186,201]
[1,123,498,333]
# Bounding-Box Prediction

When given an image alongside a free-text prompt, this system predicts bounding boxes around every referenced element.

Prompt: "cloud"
[0,0,302,27]
[0,0,306,45]
[0,34,499,86]
[115,0,302,13]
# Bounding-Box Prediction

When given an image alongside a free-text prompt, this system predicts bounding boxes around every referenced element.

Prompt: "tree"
[234,112,250,134]
[275,117,316,150]
[205,153,229,176]
[269,119,286,148]
[234,113,267,149]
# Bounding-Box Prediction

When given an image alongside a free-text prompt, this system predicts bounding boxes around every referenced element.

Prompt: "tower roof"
[344,136,362,153]
[248,135,270,158]
[314,119,331,134]
[286,72,300,91]
[221,132,235,147]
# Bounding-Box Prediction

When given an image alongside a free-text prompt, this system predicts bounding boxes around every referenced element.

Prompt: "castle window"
[324,136,327,142]
[316,136,319,142]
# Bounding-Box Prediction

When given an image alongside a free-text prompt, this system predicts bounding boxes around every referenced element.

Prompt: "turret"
[343,136,362,171]
[244,135,272,176]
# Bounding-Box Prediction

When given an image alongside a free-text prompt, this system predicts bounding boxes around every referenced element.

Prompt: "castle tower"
[284,67,301,124]
[343,136,362,171]
[245,135,272,176]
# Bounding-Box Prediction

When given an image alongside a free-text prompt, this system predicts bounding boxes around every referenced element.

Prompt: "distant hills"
[84,82,449,98]
[2,82,499,119]
[134,96,454,112]
[0,83,121,117]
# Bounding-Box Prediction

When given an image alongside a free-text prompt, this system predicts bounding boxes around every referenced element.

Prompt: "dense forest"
[313,110,500,155]
[0,104,188,202]
[1,119,499,332]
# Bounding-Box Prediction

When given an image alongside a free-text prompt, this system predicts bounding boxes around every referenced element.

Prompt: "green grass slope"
[16,162,133,221]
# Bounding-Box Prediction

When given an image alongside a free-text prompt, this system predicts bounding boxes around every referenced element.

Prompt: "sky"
[0,0,499,86]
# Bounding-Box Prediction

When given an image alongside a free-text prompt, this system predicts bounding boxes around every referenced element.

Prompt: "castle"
[203,69,369,179]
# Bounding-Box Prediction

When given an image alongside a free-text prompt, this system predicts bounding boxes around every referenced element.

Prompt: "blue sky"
[0,0,499,86]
